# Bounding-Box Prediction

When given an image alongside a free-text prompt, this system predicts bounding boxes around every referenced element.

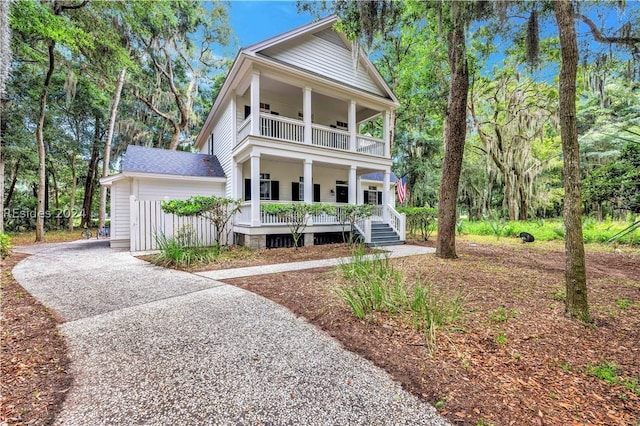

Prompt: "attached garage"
[100,145,226,250]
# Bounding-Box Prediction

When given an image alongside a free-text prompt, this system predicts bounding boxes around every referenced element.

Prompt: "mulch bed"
[141,243,375,272]
[1,253,72,425]
[225,238,640,425]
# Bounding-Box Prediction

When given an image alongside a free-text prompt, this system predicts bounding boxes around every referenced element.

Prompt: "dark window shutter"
[378,191,383,205]
[244,105,251,119]
[363,191,369,204]
[313,184,321,203]
[271,181,279,200]
[244,179,251,201]
[292,182,300,202]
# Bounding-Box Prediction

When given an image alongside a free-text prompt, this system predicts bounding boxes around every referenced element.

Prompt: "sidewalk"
[12,240,448,425]
[195,244,435,280]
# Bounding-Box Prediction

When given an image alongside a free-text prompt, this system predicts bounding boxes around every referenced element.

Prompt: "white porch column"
[348,100,357,152]
[383,170,390,221]
[348,166,357,204]
[250,71,260,136]
[250,154,260,226]
[234,162,243,200]
[303,87,312,144]
[303,159,313,203]
[383,110,391,158]
[356,175,363,204]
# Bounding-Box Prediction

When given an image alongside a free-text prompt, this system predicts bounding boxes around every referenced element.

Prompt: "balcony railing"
[237,114,386,157]
[311,124,349,150]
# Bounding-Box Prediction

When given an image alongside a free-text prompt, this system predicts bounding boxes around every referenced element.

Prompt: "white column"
[250,71,260,136]
[303,159,313,203]
[356,176,363,204]
[348,166,357,204]
[383,110,390,158]
[250,154,260,226]
[303,87,312,144]
[234,162,243,200]
[349,100,357,152]
[383,170,390,221]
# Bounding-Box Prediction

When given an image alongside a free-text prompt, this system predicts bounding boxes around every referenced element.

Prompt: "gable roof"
[121,145,225,178]
[195,15,399,148]
[245,15,395,101]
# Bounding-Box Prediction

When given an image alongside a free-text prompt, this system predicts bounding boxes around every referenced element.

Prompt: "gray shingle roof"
[361,172,399,183]
[121,145,225,178]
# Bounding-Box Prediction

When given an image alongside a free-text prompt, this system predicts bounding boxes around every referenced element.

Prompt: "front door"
[336,185,348,203]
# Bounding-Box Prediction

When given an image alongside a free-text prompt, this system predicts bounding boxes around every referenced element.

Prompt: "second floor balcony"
[235,71,392,159]
[237,113,386,157]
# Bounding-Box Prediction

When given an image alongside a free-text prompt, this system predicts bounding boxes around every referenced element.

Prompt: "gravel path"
[12,240,448,425]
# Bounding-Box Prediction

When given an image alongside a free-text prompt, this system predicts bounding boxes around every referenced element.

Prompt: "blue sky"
[226,1,319,47]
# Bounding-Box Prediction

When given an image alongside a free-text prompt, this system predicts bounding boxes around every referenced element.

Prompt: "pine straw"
[226,238,640,425]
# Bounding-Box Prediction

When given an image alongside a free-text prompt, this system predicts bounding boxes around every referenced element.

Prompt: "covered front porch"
[230,152,405,246]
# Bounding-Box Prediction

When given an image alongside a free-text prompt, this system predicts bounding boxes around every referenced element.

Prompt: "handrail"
[387,204,406,241]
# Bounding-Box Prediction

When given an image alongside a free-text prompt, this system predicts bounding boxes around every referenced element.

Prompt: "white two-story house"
[102,15,405,251]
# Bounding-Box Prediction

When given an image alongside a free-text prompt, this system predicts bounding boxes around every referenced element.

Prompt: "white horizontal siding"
[112,180,130,241]
[135,179,224,200]
[261,35,385,97]
[212,101,234,197]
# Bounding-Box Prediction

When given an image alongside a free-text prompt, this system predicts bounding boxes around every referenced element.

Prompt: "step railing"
[386,204,406,241]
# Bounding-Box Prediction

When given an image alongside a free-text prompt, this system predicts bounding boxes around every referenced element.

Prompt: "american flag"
[397,174,408,204]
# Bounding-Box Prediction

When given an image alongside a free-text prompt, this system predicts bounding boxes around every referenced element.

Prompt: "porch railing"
[236,114,386,157]
[311,124,349,150]
[260,113,304,143]
[356,135,385,156]
[387,204,406,241]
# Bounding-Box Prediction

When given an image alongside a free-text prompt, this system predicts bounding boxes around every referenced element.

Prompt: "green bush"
[337,250,464,350]
[457,218,640,245]
[0,232,13,259]
[152,230,218,268]
[397,206,437,241]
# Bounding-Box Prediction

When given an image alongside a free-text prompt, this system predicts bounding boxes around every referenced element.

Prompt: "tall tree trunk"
[35,41,55,241]
[81,118,101,228]
[68,155,76,232]
[99,68,126,230]
[436,3,468,259]
[4,160,20,208]
[554,0,590,322]
[0,104,6,233]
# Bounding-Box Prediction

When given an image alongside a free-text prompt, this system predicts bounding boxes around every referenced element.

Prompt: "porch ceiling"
[259,76,383,123]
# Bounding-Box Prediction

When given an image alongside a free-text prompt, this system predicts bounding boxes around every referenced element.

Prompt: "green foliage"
[495,332,508,346]
[0,232,13,259]
[587,361,619,386]
[161,195,241,248]
[397,206,437,241]
[337,250,465,350]
[336,204,373,244]
[457,218,640,245]
[261,203,335,248]
[152,229,218,268]
[490,306,518,323]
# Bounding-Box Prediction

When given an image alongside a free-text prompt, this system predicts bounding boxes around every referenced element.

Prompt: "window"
[260,173,271,200]
[367,186,378,205]
[298,177,304,200]
[336,120,348,129]
[259,102,270,112]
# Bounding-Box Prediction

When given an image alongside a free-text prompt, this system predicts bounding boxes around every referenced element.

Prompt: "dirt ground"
[1,253,72,425]
[226,238,640,426]
[3,237,639,425]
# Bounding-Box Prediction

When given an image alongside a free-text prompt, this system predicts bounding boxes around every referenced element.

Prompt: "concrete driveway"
[13,240,448,425]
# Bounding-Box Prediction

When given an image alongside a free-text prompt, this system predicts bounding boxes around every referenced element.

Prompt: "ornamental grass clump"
[337,250,465,350]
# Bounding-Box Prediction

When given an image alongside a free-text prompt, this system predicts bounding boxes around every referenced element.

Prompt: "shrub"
[397,206,437,241]
[152,230,218,268]
[0,232,12,259]
[262,203,335,248]
[337,250,465,351]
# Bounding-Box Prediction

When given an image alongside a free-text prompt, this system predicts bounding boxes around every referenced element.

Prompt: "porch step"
[362,222,404,247]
